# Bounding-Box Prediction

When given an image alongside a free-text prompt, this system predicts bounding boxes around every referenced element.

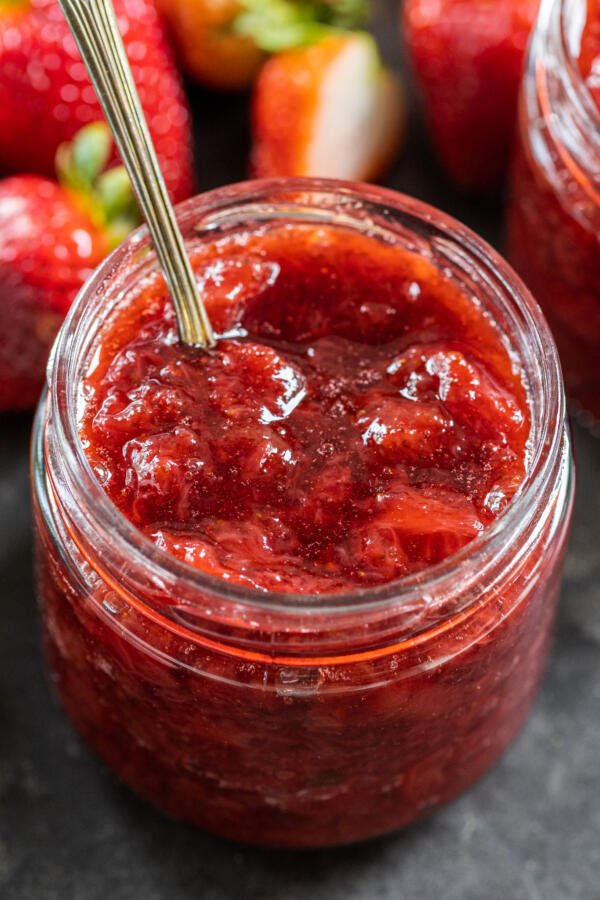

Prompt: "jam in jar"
[33,180,573,847]
[506,0,600,427]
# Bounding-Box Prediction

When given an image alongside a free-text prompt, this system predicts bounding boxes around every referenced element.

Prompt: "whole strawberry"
[0,0,195,203]
[156,0,371,92]
[403,0,540,191]
[232,1,403,180]
[156,0,263,91]
[0,124,139,413]
[251,31,405,181]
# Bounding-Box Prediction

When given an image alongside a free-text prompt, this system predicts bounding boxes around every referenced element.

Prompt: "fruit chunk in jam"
[80,223,529,592]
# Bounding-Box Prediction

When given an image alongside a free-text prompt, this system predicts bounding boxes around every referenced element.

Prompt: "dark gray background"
[1,2,599,898]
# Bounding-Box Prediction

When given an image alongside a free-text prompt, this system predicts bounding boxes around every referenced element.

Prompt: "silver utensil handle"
[58,0,215,349]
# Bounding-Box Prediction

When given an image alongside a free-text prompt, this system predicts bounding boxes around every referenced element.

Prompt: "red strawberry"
[251,31,405,181]
[403,0,540,190]
[155,0,264,91]
[0,123,139,413]
[154,0,370,92]
[0,0,195,203]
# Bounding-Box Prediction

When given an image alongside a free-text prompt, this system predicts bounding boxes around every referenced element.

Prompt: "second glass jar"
[506,0,600,427]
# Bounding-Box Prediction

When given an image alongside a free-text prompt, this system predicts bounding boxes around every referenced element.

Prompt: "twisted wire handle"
[58,0,215,349]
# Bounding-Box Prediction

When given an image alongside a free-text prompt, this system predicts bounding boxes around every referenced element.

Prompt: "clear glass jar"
[32,179,573,848]
[506,0,600,427]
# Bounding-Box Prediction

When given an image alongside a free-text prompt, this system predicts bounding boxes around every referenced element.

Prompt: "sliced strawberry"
[151,528,237,581]
[251,31,405,181]
[92,380,196,438]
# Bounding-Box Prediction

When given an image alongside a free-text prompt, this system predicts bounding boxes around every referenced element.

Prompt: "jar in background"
[506,0,600,427]
[33,180,573,847]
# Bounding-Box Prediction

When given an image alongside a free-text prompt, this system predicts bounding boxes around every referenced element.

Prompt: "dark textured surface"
[1,3,599,898]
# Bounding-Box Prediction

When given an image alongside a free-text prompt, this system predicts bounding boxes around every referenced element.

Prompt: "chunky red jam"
[507,2,600,423]
[80,224,529,593]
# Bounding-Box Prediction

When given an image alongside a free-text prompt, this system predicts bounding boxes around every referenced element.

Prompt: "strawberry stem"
[72,122,112,185]
[319,0,369,28]
[56,123,140,249]
[233,0,369,54]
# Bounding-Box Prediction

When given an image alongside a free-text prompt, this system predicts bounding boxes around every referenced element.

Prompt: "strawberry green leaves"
[233,0,369,53]
[56,123,140,250]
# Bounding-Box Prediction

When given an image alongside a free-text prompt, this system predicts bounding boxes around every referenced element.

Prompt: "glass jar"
[506,0,600,427]
[33,179,573,848]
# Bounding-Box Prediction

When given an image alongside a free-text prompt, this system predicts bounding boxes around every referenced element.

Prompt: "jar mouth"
[46,178,566,616]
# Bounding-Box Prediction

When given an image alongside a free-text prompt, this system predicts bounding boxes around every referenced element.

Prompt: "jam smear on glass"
[80,223,529,593]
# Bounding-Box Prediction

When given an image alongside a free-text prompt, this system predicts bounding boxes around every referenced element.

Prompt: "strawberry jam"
[34,183,573,846]
[80,224,529,593]
[506,0,600,424]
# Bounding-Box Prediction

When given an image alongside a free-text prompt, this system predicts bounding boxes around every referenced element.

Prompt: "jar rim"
[46,177,567,617]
